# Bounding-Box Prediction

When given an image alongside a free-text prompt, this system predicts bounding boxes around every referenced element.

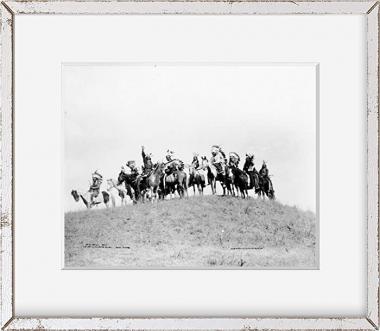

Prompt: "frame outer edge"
[2,317,379,331]
[367,3,380,329]
[0,1,379,331]
[2,0,379,15]
[0,2,13,329]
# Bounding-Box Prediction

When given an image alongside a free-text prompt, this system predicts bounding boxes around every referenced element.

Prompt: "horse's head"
[107,178,116,189]
[201,156,209,167]
[153,162,165,175]
[117,171,125,185]
[245,153,254,162]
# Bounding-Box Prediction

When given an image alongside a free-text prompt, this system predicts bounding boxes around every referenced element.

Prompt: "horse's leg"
[169,184,173,199]
[179,182,185,198]
[184,179,188,198]
[222,182,226,196]
[111,194,116,207]
[126,184,136,204]
[221,177,227,196]
[150,187,154,203]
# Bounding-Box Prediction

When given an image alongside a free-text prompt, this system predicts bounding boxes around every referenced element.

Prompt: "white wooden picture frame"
[1,1,378,330]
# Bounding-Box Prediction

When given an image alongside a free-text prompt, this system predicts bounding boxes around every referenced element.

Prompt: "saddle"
[213,162,225,175]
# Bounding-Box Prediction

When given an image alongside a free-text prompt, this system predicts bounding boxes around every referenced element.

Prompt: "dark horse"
[117,171,138,203]
[188,166,206,195]
[163,169,188,198]
[229,165,249,198]
[257,174,275,199]
[137,162,166,201]
[242,155,260,193]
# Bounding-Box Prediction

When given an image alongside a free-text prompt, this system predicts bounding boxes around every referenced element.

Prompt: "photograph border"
[61,61,320,271]
[1,1,378,330]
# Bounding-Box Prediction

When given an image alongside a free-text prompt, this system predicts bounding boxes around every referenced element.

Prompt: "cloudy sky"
[63,63,316,212]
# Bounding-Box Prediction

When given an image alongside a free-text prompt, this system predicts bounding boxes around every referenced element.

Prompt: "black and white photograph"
[64,63,317,269]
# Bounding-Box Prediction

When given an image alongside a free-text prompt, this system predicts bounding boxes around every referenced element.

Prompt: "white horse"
[106,178,129,207]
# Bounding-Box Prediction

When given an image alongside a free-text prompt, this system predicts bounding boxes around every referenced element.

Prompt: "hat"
[211,145,220,153]
[246,153,254,158]
[193,152,199,157]
[126,160,136,167]
[229,152,240,160]
[92,170,103,179]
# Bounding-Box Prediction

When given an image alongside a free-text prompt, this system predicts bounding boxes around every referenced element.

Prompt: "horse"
[200,157,226,195]
[243,155,260,194]
[188,166,206,195]
[117,171,138,203]
[163,168,188,199]
[71,189,110,209]
[106,178,129,206]
[229,165,249,198]
[257,175,275,199]
[207,163,228,195]
[139,162,166,202]
[225,165,238,196]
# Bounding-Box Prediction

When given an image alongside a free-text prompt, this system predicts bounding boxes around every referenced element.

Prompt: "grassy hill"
[65,195,317,268]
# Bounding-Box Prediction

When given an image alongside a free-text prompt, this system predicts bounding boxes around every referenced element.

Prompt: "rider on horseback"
[190,153,206,184]
[125,160,140,181]
[210,145,226,174]
[243,153,260,190]
[243,153,255,172]
[141,146,153,176]
[89,170,103,206]
[259,161,269,178]
[165,149,182,175]
[228,152,240,168]
[259,161,274,195]
[191,153,201,170]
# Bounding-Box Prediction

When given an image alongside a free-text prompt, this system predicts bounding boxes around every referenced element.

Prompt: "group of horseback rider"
[86,145,273,206]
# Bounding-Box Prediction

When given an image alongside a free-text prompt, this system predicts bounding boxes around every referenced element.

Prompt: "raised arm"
[141,146,146,163]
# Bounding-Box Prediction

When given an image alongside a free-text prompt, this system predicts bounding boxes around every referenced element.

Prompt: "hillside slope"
[65,196,317,268]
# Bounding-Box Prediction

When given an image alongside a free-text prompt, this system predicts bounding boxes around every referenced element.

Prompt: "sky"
[63,63,316,212]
